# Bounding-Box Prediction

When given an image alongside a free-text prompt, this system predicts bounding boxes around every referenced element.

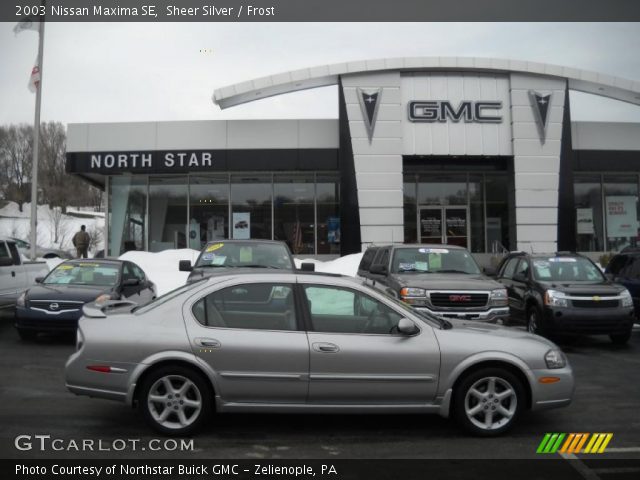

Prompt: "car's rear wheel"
[526,305,546,337]
[610,329,632,345]
[17,329,37,341]
[139,365,212,436]
[454,367,525,436]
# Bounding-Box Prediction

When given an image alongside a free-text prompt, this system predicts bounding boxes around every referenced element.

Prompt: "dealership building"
[65,57,640,259]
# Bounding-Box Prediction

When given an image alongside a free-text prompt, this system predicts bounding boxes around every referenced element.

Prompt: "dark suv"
[495,252,635,344]
[605,249,640,316]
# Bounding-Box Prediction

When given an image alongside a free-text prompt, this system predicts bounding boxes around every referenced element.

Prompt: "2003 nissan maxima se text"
[65,272,574,436]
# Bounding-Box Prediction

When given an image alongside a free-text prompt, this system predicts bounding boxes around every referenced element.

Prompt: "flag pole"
[29,12,45,260]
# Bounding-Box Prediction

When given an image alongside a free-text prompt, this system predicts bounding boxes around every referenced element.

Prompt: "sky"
[0,22,640,126]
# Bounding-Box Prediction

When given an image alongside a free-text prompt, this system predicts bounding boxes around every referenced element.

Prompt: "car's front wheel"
[454,368,525,436]
[610,329,632,345]
[526,306,546,337]
[139,365,212,436]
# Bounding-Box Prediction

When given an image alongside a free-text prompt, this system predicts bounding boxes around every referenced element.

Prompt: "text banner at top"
[3,0,640,22]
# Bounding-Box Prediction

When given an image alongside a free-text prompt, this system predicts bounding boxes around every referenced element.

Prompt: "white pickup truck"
[0,238,49,310]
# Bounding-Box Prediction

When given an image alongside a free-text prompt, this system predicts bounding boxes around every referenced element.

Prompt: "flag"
[13,18,40,35]
[28,62,41,93]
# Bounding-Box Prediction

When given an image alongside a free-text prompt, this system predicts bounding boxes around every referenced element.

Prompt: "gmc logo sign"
[409,100,502,123]
[449,294,472,302]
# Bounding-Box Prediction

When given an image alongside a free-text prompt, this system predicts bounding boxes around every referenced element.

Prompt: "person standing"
[72,225,91,259]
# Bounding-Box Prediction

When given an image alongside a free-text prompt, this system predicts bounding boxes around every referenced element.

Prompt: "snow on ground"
[0,201,105,252]
[119,249,201,296]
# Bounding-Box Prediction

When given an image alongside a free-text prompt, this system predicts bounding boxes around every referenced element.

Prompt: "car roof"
[199,270,352,284]
[506,252,586,259]
[62,259,124,266]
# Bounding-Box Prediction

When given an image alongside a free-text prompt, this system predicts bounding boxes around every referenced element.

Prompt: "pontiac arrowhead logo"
[529,90,552,143]
[357,87,382,142]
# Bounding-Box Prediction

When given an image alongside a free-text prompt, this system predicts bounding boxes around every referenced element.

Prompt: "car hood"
[394,273,503,290]
[26,284,113,302]
[537,281,625,295]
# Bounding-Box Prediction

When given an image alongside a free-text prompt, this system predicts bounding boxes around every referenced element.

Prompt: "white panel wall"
[401,73,513,156]
[510,73,567,253]
[342,72,404,248]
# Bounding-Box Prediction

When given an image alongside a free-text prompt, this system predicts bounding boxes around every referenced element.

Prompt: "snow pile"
[119,249,200,295]
[295,252,364,277]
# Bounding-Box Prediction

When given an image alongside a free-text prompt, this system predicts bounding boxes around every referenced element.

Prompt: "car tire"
[526,305,546,337]
[139,365,212,436]
[610,329,632,345]
[454,367,525,437]
[17,329,37,341]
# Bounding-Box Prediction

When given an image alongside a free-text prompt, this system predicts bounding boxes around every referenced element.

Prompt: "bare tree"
[87,224,103,252]
[47,206,71,246]
[0,125,33,211]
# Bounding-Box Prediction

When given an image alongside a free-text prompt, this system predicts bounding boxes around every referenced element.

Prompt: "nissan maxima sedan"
[65,272,574,436]
[16,259,156,340]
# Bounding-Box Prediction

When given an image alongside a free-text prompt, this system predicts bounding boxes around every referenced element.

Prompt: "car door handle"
[312,342,339,353]
[195,338,221,348]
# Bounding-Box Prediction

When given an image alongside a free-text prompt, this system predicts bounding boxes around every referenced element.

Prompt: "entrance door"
[419,207,469,248]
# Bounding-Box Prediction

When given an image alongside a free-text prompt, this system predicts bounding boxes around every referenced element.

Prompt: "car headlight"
[399,287,427,306]
[545,349,567,369]
[544,289,569,308]
[95,294,111,305]
[489,288,508,307]
[620,289,633,308]
[16,292,26,307]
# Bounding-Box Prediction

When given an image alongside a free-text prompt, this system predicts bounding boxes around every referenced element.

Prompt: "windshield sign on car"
[196,242,292,269]
[392,248,479,274]
[533,257,602,282]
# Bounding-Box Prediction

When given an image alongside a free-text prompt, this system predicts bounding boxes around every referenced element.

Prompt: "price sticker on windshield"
[419,248,449,254]
[206,243,224,253]
[548,257,577,262]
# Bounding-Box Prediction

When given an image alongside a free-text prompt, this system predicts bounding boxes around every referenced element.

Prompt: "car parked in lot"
[15,259,156,340]
[179,239,313,283]
[357,244,509,323]
[605,249,640,317]
[0,238,48,310]
[9,237,73,259]
[65,271,573,437]
[495,252,635,344]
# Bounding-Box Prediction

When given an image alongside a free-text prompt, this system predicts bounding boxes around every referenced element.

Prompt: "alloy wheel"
[464,376,517,431]
[147,375,202,430]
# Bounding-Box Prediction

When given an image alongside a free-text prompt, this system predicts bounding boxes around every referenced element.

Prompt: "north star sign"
[408,100,503,123]
[89,151,213,170]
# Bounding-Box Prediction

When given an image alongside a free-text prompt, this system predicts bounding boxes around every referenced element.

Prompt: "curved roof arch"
[212,56,640,109]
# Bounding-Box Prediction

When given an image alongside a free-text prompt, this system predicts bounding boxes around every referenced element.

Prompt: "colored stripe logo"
[537,433,613,454]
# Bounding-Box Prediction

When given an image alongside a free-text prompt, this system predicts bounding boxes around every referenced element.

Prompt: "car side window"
[359,248,378,271]
[0,243,12,263]
[500,258,519,279]
[131,263,146,281]
[607,255,627,276]
[122,263,136,282]
[303,285,403,335]
[192,283,297,331]
[515,259,529,279]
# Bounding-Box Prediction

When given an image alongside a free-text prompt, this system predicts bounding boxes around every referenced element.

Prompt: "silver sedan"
[65,272,574,436]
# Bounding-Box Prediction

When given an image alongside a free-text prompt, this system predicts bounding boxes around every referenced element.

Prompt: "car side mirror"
[34,276,44,283]
[300,262,315,272]
[0,257,14,267]
[483,266,497,277]
[123,278,140,287]
[370,264,388,275]
[397,318,419,335]
[179,260,193,272]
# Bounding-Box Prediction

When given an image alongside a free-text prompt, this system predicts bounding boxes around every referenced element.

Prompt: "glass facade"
[574,173,640,252]
[403,172,509,253]
[108,173,340,256]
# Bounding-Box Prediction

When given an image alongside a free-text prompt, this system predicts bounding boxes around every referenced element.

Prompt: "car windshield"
[194,242,293,269]
[532,257,605,282]
[391,247,480,274]
[43,262,119,286]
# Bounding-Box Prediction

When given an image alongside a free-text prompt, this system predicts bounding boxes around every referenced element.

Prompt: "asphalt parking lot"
[1,310,639,461]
